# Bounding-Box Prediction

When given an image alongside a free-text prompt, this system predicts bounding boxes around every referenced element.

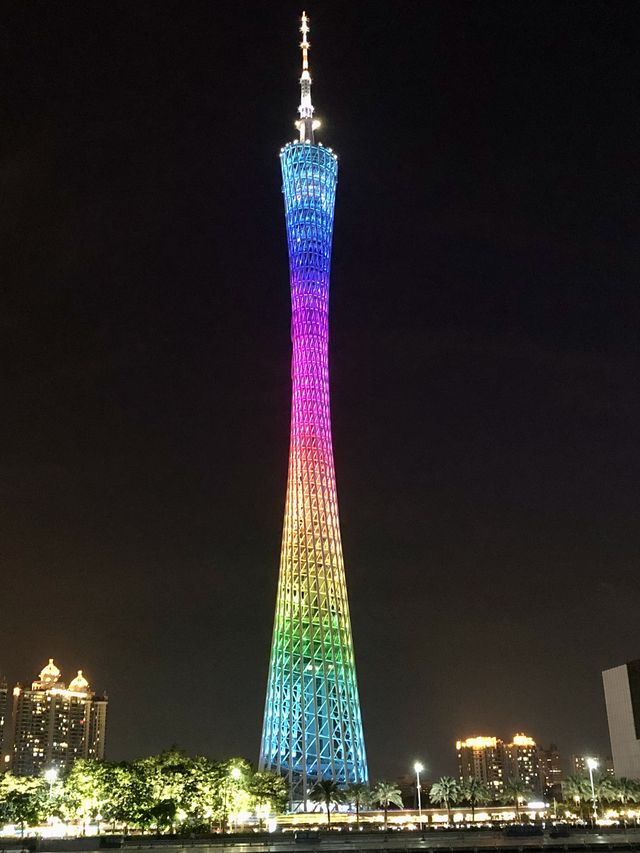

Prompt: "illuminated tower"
[259,13,368,808]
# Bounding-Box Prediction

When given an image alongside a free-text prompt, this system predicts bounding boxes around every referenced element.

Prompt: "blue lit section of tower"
[259,13,368,808]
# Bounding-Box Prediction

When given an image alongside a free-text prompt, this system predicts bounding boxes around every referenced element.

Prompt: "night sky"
[2,1,638,781]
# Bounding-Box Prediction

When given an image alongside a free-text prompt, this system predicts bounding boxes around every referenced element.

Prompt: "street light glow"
[414,760,424,828]
[586,757,599,825]
[44,768,58,784]
[230,766,242,780]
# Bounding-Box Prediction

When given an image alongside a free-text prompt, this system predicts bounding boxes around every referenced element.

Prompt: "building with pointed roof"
[10,658,107,776]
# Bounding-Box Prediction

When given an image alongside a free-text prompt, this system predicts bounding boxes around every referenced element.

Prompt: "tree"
[187,756,226,831]
[344,783,370,827]
[220,759,253,832]
[563,775,592,822]
[136,749,192,830]
[429,776,460,826]
[148,799,178,833]
[372,781,403,830]
[99,763,139,833]
[62,760,111,834]
[599,777,639,827]
[309,780,345,826]
[612,778,640,808]
[0,775,47,837]
[247,771,288,827]
[460,778,491,824]
[500,780,531,822]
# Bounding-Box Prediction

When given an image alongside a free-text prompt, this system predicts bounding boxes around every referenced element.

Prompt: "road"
[15,830,640,853]
[120,831,640,853]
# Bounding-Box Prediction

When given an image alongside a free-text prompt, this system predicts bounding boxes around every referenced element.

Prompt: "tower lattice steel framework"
[259,13,368,809]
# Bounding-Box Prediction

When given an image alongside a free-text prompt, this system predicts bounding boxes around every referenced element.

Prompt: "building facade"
[570,753,615,778]
[259,14,368,808]
[538,743,563,795]
[11,659,107,776]
[457,733,541,793]
[602,660,640,779]
[457,737,507,792]
[505,734,540,793]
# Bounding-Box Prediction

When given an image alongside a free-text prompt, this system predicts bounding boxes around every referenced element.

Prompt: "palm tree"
[602,778,639,827]
[372,781,403,830]
[461,778,491,824]
[563,774,592,822]
[308,780,345,826]
[597,777,615,806]
[500,780,531,823]
[429,776,460,826]
[344,783,370,827]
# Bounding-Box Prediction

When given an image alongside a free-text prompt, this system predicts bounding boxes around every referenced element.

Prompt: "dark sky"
[2,0,639,781]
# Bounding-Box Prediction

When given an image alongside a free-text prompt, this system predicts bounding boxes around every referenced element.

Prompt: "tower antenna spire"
[296,11,320,142]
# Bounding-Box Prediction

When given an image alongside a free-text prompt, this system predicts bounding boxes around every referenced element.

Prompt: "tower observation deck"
[259,13,368,810]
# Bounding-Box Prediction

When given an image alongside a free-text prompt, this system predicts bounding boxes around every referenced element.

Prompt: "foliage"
[248,771,289,817]
[371,781,403,829]
[563,774,593,820]
[0,751,289,836]
[500,780,532,821]
[597,778,640,825]
[604,777,640,806]
[7,752,640,836]
[0,775,47,835]
[460,777,491,820]
[344,782,370,825]
[429,776,460,824]
[61,760,111,829]
[308,779,345,825]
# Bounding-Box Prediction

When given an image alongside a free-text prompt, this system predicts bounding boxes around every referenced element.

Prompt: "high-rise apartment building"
[457,733,541,793]
[11,659,107,776]
[570,753,615,779]
[538,743,563,795]
[602,659,640,779]
[505,734,540,793]
[457,736,507,792]
[259,14,367,808]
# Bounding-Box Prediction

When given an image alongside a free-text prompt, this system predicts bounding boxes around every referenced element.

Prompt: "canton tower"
[259,13,368,808]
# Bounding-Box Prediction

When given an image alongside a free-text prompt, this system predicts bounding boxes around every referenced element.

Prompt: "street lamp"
[587,758,598,826]
[44,767,58,799]
[414,762,424,829]
[223,766,242,833]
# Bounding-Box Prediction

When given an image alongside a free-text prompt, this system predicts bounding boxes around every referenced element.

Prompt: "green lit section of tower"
[259,13,368,808]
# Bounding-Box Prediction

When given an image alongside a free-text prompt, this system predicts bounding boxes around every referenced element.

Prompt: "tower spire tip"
[295,11,320,143]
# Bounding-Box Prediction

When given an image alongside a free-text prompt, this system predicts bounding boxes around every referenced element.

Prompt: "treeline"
[428,774,640,822]
[0,751,287,834]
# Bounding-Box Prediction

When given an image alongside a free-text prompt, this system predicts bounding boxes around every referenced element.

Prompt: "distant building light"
[456,736,498,750]
[512,733,536,747]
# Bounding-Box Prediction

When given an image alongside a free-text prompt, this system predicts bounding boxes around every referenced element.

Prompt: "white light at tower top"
[295,11,321,143]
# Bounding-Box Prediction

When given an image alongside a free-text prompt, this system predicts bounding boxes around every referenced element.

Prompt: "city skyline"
[1,1,637,779]
[0,655,611,781]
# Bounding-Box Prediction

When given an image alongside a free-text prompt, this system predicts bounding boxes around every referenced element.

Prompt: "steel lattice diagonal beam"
[259,14,368,813]
[258,141,368,811]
